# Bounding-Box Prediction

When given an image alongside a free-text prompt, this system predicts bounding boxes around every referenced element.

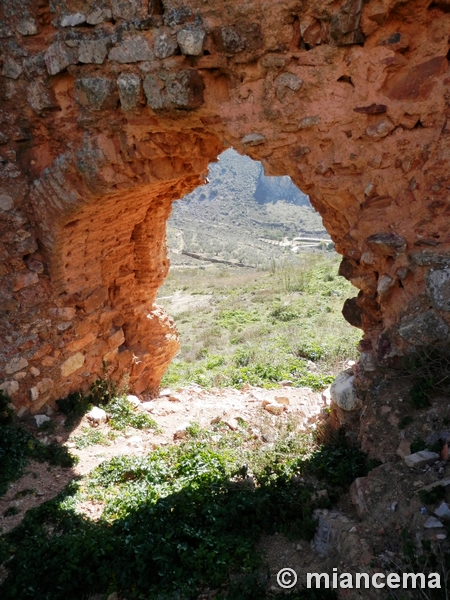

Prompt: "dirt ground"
[3,382,450,599]
[0,384,324,535]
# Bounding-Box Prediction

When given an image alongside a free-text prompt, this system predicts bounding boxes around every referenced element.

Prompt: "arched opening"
[0,0,449,425]
[158,149,360,391]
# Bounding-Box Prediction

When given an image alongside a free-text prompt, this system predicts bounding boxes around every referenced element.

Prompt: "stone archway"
[1,0,450,413]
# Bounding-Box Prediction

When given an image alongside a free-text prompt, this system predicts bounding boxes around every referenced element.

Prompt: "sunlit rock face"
[1,0,450,412]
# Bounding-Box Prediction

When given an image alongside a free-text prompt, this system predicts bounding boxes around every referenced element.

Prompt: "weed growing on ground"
[397,415,414,430]
[57,379,159,433]
[0,392,77,497]
[159,256,360,391]
[72,427,111,450]
[106,395,159,431]
[0,422,372,599]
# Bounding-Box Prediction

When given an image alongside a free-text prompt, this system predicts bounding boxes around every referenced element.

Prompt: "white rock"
[141,401,154,412]
[0,380,19,396]
[0,194,13,211]
[17,18,38,36]
[174,424,190,440]
[126,394,141,408]
[330,372,362,411]
[5,356,29,375]
[30,387,39,402]
[435,502,450,520]
[17,406,28,418]
[61,13,86,27]
[405,450,440,469]
[34,414,50,427]
[424,516,444,529]
[159,388,173,397]
[87,406,107,424]
[177,28,206,56]
[223,418,239,431]
[321,387,332,406]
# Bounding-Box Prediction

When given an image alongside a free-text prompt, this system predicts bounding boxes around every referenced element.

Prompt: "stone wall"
[1,0,450,413]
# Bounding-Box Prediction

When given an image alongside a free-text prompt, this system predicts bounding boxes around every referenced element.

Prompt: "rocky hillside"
[167,149,328,268]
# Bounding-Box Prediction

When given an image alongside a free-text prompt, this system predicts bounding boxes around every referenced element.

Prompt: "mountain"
[167,149,329,268]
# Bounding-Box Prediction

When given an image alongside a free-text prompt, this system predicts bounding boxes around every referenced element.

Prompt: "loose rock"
[330,371,362,411]
[126,394,141,408]
[405,450,440,469]
[87,406,108,425]
[264,403,284,415]
[34,414,50,427]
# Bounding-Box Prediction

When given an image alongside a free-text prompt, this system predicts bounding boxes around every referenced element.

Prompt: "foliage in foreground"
[0,392,77,497]
[0,424,369,600]
[57,378,159,433]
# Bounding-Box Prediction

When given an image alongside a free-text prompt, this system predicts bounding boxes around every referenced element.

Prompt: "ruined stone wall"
[1,0,450,413]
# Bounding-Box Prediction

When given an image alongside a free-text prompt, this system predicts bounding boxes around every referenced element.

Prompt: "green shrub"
[73,428,110,450]
[295,341,327,362]
[397,415,413,430]
[418,486,446,505]
[303,431,373,488]
[106,396,159,431]
[0,424,356,599]
[270,303,298,322]
[410,437,426,454]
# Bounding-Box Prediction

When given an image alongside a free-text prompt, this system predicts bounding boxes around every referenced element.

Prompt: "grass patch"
[0,425,370,599]
[107,396,159,432]
[58,380,160,433]
[159,256,360,391]
[72,428,111,450]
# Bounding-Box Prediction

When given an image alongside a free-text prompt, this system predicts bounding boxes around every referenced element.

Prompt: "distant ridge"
[168,149,328,268]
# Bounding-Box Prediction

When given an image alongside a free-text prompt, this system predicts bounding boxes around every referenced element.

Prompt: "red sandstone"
[1,0,450,414]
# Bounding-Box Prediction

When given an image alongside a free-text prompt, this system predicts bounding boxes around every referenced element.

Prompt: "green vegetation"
[392,348,450,409]
[0,422,369,599]
[397,415,414,430]
[0,391,77,497]
[410,437,426,454]
[418,486,446,506]
[72,427,111,450]
[106,395,159,432]
[160,255,360,390]
[58,379,159,433]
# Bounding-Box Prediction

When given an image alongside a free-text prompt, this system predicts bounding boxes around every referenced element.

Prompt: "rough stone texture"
[109,37,154,63]
[427,269,450,311]
[177,28,206,56]
[117,73,141,111]
[330,371,362,411]
[399,311,449,346]
[404,450,440,469]
[78,40,108,65]
[154,30,178,59]
[2,0,450,413]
